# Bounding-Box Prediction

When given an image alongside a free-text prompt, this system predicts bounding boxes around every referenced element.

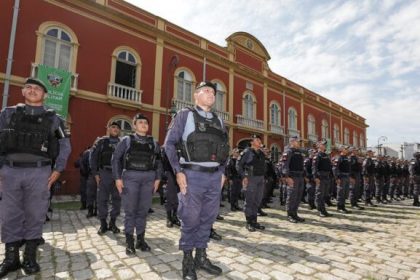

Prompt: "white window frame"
[42,27,73,71]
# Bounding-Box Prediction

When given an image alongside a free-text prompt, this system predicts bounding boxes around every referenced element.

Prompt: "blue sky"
[126,0,420,147]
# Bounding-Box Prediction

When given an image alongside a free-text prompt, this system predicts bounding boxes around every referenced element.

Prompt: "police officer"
[374,155,386,204]
[85,146,98,218]
[409,152,420,207]
[312,139,333,217]
[0,78,71,277]
[333,146,352,213]
[349,148,364,210]
[75,147,91,210]
[227,148,243,211]
[90,122,122,235]
[282,136,305,223]
[362,149,377,206]
[161,147,181,228]
[164,81,229,280]
[304,149,316,210]
[236,134,266,232]
[112,113,162,255]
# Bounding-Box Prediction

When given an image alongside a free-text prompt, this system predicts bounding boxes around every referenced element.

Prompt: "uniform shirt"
[163,106,227,175]
[409,158,420,176]
[304,157,313,179]
[362,157,375,176]
[281,147,304,177]
[333,155,351,178]
[0,104,71,172]
[236,148,266,179]
[111,134,163,180]
[312,151,332,178]
[90,135,120,176]
[226,157,240,180]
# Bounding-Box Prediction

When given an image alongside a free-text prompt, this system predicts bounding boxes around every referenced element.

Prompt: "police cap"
[250,133,261,140]
[133,113,149,123]
[24,77,48,93]
[108,121,121,129]
[195,81,217,94]
[289,135,300,143]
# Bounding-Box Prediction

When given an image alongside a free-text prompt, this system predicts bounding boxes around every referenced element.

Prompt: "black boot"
[245,216,256,232]
[287,211,298,223]
[337,205,351,214]
[413,197,420,207]
[136,231,151,251]
[194,248,222,276]
[22,239,40,275]
[0,242,21,278]
[166,211,174,228]
[234,202,243,211]
[86,206,94,218]
[97,219,108,235]
[252,218,266,230]
[257,208,268,216]
[172,210,181,227]
[108,218,120,234]
[125,234,136,255]
[182,250,197,280]
[209,228,222,241]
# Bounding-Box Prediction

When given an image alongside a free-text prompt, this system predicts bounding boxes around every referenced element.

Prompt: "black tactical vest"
[0,105,58,159]
[350,156,361,173]
[317,152,332,172]
[413,160,420,175]
[364,158,375,175]
[337,156,351,173]
[248,149,266,176]
[181,109,229,163]
[289,149,304,172]
[99,137,119,167]
[124,135,156,171]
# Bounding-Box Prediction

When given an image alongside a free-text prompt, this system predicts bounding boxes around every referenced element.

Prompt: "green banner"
[37,64,71,119]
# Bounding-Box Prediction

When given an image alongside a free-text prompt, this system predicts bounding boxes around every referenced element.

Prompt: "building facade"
[0,0,368,194]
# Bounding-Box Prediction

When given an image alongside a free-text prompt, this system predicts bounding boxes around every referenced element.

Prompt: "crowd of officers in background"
[76,132,420,237]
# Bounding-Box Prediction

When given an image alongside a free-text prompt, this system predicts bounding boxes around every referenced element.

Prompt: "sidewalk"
[1,198,419,280]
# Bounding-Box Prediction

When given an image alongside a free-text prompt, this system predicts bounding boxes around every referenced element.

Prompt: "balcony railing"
[108,83,142,103]
[236,115,264,130]
[31,63,78,91]
[172,99,230,121]
[269,123,285,135]
[308,133,318,142]
[288,128,300,137]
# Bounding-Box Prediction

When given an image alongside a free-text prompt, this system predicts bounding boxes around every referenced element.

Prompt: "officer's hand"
[95,175,100,187]
[221,174,226,189]
[115,179,124,194]
[153,180,160,193]
[286,177,294,187]
[176,172,188,195]
[315,178,320,186]
[48,171,61,189]
[242,177,248,188]
[336,179,341,186]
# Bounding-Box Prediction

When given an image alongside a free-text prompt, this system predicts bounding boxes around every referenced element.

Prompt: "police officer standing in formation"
[75,147,91,210]
[374,155,386,204]
[333,146,352,213]
[227,148,243,212]
[349,148,364,210]
[282,136,305,223]
[90,122,122,235]
[312,139,333,217]
[409,152,420,207]
[112,113,162,255]
[85,146,98,218]
[362,149,377,206]
[161,148,181,228]
[164,81,229,280]
[0,78,71,277]
[304,149,316,210]
[236,134,267,232]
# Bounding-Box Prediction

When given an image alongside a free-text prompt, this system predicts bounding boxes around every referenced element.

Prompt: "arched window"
[115,50,137,88]
[270,103,281,126]
[344,128,350,145]
[360,134,365,148]
[321,119,329,139]
[176,70,193,102]
[307,114,316,135]
[213,81,226,112]
[109,117,133,136]
[288,107,297,130]
[42,27,73,71]
[243,92,255,119]
[353,131,358,147]
[334,124,340,143]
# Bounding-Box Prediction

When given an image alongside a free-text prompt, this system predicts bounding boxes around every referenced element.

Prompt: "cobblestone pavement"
[1,197,419,280]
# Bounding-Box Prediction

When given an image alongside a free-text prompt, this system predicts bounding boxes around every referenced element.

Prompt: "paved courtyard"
[1,197,419,280]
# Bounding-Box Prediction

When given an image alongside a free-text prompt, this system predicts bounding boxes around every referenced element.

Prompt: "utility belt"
[181,164,220,173]
[100,165,112,171]
[5,159,51,168]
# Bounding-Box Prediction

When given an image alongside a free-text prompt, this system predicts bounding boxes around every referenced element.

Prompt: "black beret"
[196,81,217,94]
[24,77,48,93]
[108,121,121,129]
[250,134,261,140]
[133,113,149,123]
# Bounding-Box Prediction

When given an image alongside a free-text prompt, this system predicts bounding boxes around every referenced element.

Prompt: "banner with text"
[37,64,71,119]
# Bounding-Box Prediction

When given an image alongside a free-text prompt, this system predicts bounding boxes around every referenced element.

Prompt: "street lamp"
[377,136,387,156]
[165,54,179,131]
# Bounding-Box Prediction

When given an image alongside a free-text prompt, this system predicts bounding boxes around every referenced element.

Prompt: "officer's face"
[290,140,299,148]
[108,125,120,137]
[195,87,215,107]
[250,138,262,149]
[22,83,46,106]
[134,119,149,135]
